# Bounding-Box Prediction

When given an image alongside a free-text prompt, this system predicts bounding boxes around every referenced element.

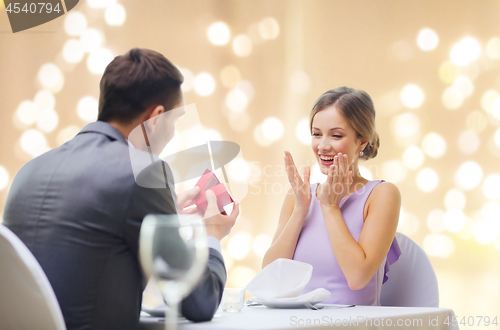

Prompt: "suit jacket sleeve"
[123,160,226,322]
[181,248,226,322]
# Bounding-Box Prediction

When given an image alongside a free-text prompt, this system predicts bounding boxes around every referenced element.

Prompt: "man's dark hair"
[97,48,184,124]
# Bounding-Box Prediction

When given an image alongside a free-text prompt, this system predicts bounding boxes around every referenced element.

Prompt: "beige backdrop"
[1,0,500,324]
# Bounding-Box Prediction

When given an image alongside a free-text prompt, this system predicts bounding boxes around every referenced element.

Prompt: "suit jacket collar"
[78,121,128,144]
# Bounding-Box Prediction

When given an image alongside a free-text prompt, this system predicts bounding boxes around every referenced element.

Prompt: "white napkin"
[246,259,331,302]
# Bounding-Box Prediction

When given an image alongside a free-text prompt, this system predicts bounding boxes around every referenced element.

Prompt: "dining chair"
[0,224,67,330]
[380,232,439,307]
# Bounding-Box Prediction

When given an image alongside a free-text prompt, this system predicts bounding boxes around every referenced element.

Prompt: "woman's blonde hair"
[309,86,379,160]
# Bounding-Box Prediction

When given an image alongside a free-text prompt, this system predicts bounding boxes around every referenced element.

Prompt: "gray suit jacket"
[3,121,226,330]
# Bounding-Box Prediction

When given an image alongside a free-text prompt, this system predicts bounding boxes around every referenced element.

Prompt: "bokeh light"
[442,86,464,109]
[382,160,407,183]
[423,234,455,258]
[220,65,241,89]
[20,129,49,157]
[480,89,499,113]
[392,112,421,143]
[261,117,284,142]
[0,166,9,191]
[457,218,476,241]
[416,27,439,51]
[458,130,480,154]
[443,209,466,232]
[258,17,280,40]
[87,48,114,75]
[427,209,446,233]
[295,118,310,145]
[466,110,488,133]
[474,220,498,245]
[228,266,256,287]
[400,84,425,108]
[227,231,252,260]
[227,159,250,183]
[203,129,222,142]
[397,209,419,236]
[64,11,87,36]
[57,125,81,146]
[252,234,272,258]
[38,63,63,89]
[62,39,84,63]
[455,161,483,191]
[225,88,248,113]
[16,101,39,126]
[438,61,460,84]
[253,124,272,147]
[452,75,474,97]
[207,22,231,46]
[402,145,425,169]
[77,96,98,122]
[494,127,500,149]
[482,174,500,200]
[80,28,104,53]
[179,68,194,92]
[105,4,126,26]
[232,35,253,57]
[486,37,500,60]
[34,90,55,111]
[450,36,481,66]
[490,97,500,121]
[236,81,255,101]
[421,132,446,158]
[444,188,467,210]
[37,108,59,133]
[416,167,439,192]
[193,72,216,96]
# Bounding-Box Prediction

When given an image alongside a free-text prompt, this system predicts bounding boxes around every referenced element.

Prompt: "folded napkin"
[246,259,331,302]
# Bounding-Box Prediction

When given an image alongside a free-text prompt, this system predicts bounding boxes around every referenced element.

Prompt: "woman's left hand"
[318,153,353,207]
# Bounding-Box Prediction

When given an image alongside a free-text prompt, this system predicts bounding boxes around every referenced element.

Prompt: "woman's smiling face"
[311,105,365,175]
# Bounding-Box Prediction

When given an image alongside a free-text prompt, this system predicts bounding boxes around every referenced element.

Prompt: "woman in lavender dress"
[263,87,401,306]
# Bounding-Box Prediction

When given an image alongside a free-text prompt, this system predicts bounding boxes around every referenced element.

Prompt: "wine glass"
[139,214,208,330]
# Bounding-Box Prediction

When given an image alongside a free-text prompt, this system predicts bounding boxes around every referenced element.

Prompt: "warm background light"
[1,0,500,321]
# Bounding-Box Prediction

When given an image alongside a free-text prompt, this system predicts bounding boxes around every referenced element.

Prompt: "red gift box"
[194,169,233,213]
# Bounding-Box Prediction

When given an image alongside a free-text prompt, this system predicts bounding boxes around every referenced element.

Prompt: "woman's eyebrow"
[312,127,345,131]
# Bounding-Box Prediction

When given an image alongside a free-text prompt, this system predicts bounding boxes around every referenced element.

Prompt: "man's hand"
[203,190,239,240]
[176,186,203,215]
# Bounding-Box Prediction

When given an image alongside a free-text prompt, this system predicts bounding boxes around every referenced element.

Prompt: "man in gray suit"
[3,48,239,330]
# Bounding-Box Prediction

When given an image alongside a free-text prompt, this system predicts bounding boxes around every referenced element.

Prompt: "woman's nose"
[318,138,331,152]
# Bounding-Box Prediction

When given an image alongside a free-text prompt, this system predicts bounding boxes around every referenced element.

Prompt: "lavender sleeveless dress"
[293,180,401,306]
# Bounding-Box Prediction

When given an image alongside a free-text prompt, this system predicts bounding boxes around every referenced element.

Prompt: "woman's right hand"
[284,151,311,211]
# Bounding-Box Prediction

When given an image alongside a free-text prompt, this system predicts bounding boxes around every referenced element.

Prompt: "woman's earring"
[359,151,364,157]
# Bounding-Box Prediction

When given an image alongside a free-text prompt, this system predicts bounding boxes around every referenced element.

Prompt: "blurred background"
[1,0,500,326]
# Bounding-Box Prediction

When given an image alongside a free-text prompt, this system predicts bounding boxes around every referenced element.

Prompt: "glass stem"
[164,286,181,330]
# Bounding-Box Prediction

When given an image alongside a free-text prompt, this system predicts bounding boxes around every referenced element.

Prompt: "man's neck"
[108,121,133,139]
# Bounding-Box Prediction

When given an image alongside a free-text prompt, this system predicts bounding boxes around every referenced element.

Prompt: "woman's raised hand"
[284,151,311,210]
[318,153,353,207]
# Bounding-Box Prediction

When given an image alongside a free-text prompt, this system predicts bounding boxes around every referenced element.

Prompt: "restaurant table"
[139,304,459,330]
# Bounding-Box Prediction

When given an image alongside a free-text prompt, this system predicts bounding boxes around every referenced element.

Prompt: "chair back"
[380,232,439,307]
[0,224,66,330]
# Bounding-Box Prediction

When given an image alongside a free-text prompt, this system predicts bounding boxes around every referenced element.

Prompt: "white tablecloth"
[140,304,459,330]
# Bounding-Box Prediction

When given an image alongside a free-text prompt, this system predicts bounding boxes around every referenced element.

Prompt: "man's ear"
[144,105,164,132]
